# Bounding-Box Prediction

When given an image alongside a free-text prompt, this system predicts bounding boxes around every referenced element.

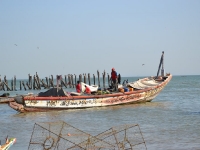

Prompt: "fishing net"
[28,121,147,150]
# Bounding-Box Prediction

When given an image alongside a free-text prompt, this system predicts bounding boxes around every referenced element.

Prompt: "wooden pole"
[68,74,71,88]
[97,70,100,87]
[84,73,86,83]
[93,74,95,85]
[4,75,7,83]
[22,81,26,91]
[3,81,11,91]
[11,78,13,91]
[34,75,39,89]
[74,74,76,87]
[79,74,82,83]
[36,72,41,89]
[14,75,16,91]
[71,74,74,88]
[27,74,32,90]
[26,82,31,89]
[33,76,35,90]
[51,75,54,87]
[33,75,39,90]
[49,77,52,87]
[0,82,2,91]
[28,74,30,85]
[41,79,48,89]
[61,80,67,88]
[28,74,33,89]
[64,75,67,88]
[4,76,11,91]
[107,73,110,87]
[20,81,22,90]
[103,70,106,88]
[2,82,5,91]
[2,76,5,91]
[88,73,91,85]
[45,77,49,88]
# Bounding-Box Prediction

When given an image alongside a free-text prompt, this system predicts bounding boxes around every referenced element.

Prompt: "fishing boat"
[0,137,16,150]
[8,51,172,113]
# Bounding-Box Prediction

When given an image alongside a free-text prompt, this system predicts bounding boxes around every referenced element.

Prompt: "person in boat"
[76,81,81,93]
[111,68,118,91]
[118,73,121,84]
[84,85,91,94]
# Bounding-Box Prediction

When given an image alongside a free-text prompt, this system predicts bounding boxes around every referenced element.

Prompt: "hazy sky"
[0,0,199,79]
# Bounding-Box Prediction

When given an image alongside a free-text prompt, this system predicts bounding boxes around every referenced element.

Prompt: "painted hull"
[0,138,16,150]
[0,97,14,104]
[9,74,172,113]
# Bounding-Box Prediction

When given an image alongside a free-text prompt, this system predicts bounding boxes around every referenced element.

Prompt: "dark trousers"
[111,79,118,91]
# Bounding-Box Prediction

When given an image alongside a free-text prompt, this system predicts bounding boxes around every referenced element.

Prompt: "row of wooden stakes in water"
[0,71,121,91]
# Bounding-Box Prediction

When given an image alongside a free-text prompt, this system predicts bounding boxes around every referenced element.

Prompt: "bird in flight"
[14,44,17,46]
[142,64,145,66]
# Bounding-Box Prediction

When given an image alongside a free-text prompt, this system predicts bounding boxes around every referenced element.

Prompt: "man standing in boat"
[111,68,118,91]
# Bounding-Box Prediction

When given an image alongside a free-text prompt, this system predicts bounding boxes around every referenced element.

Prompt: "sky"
[0,0,200,79]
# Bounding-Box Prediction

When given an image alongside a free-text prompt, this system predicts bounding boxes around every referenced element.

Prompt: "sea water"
[0,75,200,150]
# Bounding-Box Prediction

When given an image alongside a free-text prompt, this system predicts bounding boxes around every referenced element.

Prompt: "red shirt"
[111,71,117,80]
[76,84,81,93]
[85,86,91,94]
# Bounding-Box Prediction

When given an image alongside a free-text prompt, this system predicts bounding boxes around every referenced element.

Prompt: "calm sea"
[0,75,200,150]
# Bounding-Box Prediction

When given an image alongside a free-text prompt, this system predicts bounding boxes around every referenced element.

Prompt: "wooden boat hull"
[0,97,14,104]
[8,74,172,113]
[0,138,16,150]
